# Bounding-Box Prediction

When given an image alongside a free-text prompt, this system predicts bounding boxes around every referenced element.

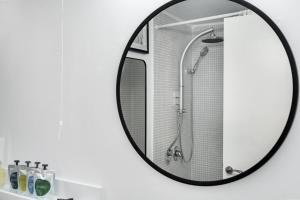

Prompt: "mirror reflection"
[119,0,294,183]
[120,58,146,154]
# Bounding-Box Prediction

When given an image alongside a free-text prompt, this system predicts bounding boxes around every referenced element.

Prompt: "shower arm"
[178,28,214,114]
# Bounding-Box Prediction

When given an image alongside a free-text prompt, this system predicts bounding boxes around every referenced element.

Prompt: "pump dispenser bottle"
[8,160,20,191]
[35,164,55,197]
[18,161,28,193]
[20,161,31,194]
[27,161,40,196]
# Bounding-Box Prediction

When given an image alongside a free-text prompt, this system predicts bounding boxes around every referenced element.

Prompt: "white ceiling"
[165,0,246,21]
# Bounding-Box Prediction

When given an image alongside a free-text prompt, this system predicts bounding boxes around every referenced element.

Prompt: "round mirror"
[117,0,298,185]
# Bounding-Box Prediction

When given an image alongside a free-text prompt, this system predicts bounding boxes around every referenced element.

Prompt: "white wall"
[0,0,300,200]
[0,0,62,169]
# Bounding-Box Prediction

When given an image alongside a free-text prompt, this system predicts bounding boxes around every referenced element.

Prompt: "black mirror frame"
[116,0,298,186]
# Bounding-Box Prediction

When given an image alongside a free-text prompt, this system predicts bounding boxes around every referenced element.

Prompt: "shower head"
[202,32,223,43]
[202,37,223,43]
[187,46,209,75]
[200,46,209,57]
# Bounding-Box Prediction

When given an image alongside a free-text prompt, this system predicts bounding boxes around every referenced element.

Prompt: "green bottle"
[35,164,55,197]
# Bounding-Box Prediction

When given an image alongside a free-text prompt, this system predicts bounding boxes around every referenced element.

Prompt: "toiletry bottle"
[27,161,40,196]
[24,161,32,195]
[18,162,28,193]
[44,164,55,196]
[8,160,20,191]
[35,164,55,197]
[0,161,6,188]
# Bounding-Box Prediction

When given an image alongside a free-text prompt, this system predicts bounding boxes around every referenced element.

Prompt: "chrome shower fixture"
[187,46,209,74]
[165,146,183,164]
[166,27,224,164]
[173,146,183,161]
[202,31,224,43]
[164,28,215,165]
[200,46,209,56]
[179,28,214,114]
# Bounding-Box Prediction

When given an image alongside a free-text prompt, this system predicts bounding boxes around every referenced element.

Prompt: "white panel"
[223,14,293,178]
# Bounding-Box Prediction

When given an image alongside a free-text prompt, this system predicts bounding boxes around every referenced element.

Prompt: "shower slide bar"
[155,10,250,29]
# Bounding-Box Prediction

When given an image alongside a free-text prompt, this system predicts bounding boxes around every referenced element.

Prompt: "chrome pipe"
[179,28,214,114]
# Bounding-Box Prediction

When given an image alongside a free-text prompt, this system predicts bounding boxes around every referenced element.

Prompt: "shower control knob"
[225,166,243,175]
[173,146,183,161]
[165,148,173,165]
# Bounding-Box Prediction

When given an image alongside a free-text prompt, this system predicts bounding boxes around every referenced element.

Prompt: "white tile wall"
[191,24,224,181]
[153,13,192,179]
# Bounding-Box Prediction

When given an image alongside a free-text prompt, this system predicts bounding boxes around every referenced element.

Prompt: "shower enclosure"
[166,28,224,165]
[150,10,229,180]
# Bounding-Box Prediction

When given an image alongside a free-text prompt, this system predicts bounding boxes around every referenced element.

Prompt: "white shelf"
[0,178,104,200]
[0,188,44,200]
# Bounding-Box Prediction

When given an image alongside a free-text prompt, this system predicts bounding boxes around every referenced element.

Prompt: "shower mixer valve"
[173,146,183,161]
[165,146,183,164]
[166,148,173,164]
[177,109,186,114]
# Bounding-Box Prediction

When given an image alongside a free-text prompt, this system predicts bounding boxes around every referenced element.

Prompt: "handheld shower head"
[200,46,209,57]
[188,46,209,75]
